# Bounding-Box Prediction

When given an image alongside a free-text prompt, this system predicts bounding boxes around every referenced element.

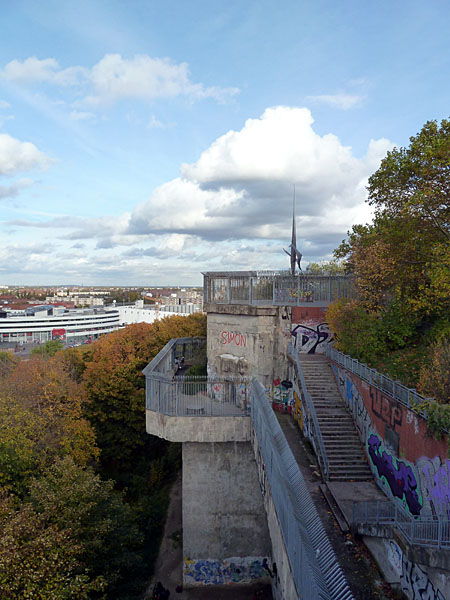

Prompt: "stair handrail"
[288,342,329,480]
[352,499,450,550]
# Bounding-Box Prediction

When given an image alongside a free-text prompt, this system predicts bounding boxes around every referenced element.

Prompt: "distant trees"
[329,118,450,392]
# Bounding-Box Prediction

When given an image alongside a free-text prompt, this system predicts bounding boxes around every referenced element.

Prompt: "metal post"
[249,276,253,305]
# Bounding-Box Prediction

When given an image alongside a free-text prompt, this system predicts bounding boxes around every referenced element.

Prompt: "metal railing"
[353,500,450,550]
[203,271,355,307]
[326,345,432,418]
[251,379,354,600]
[147,375,250,417]
[288,343,329,480]
[144,337,249,417]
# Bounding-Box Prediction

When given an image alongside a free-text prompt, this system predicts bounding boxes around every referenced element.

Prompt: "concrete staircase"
[299,355,373,482]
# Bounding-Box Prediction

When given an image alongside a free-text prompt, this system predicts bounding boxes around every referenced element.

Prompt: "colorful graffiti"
[220,330,247,348]
[344,375,371,444]
[183,556,267,585]
[417,456,450,519]
[367,434,422,516]
[292,323,332,354]
[267,378,292,411]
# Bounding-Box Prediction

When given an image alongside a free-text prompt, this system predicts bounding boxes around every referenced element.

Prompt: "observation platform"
[143,337,251,442]
[203,270,354,308]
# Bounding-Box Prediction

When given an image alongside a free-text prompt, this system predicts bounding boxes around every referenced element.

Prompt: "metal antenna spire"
[283,185,302,276]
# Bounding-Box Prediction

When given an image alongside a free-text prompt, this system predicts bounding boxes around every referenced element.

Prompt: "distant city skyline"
[1,1,449,285]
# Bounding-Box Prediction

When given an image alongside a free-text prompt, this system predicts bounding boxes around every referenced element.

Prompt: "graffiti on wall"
[220,330,247,348]
[292,323,332,354]
[184,556,266,585]
[416,456,450,519]
[370,387,403,431]
[385,540,445,600]
[267,378,291,409]
[368,434,422,516]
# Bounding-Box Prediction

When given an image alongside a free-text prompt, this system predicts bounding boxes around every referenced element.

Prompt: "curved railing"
[143,337,249,417]
[288,343,329,480]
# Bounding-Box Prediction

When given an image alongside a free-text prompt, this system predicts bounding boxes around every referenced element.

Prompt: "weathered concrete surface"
[206,304,290,387]
[182,441,271,587]
[146,411,251,442]
[146,473,272,600]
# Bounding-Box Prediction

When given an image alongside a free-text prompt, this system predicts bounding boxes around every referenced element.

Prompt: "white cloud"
[0,133,52,175]
[4,106,394,283]
[0,54,238,107]
[69,110,96,121]
[83,54,239,106]
[0,100,10,109]
[1,57,85,86]
[306,93,365,110]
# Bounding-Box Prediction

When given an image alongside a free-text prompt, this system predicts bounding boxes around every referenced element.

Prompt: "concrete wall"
[146,411,251,443]
[182,441,271,587]
[205,303,290,388]
[291,306,332,355]
[330,361,449,519]
[365,536,448,600]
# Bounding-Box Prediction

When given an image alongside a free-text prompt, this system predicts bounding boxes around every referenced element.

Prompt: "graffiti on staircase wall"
[416,456,450,519]
[385,540,445,600]
[292,323,332,354]
[332,365,372,444]
[367,433,422,516]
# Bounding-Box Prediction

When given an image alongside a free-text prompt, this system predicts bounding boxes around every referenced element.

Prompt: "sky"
[0,0,449,286]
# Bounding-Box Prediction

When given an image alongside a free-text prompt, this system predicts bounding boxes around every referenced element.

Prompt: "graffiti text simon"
[220,330,247,348]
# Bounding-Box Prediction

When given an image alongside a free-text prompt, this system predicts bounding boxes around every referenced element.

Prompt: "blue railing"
[353,500,450,550]
[251,379,354,600]
[288,343,329,480]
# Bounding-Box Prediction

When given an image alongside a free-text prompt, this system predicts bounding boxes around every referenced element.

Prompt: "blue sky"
[0,0,449,286]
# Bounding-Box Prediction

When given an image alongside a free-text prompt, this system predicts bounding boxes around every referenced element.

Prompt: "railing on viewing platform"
[143,337,250,417]
[203,270,355,307]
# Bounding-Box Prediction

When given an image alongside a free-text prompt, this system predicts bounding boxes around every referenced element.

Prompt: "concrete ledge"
[146,410,251,442]
[205,303,279,316]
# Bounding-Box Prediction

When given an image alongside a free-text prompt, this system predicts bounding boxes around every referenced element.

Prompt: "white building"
[116,300,200,326]
[0,305,120,345]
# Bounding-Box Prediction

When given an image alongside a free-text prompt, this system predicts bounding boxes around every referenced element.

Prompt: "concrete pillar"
[182,441,271,587]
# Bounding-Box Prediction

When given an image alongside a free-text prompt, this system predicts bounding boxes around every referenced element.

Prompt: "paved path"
[145,474,272,600]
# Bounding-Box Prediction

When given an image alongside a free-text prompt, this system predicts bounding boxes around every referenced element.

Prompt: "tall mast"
[291,186,296,276]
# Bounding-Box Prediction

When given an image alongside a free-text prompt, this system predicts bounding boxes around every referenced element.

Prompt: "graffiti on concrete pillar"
[220,330,247,348]
[386,540,445,600]
[292,323,332,354]
[401,556,445,600]
[183,556,266,585]
[367,434,422,516]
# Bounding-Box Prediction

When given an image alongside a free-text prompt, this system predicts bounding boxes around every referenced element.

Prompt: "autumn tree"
[81,314,206,472]
[330,118,450,387]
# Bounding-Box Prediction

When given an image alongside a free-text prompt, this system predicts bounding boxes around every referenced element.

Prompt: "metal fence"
[353,500,450,550]
[326,346,432,418]
[203,271,355,307]
[251,379,354,600]
[147,375,250,417]
[144,337,249,417]
[288,343,329,480]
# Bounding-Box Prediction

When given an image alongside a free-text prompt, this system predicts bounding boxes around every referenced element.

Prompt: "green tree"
[331,118,450,388]
[28,457,143,598]
[0,492,103,600]
[31,339,64,358]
